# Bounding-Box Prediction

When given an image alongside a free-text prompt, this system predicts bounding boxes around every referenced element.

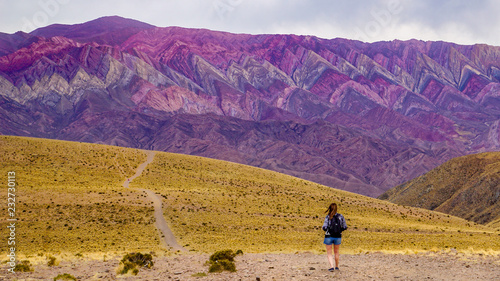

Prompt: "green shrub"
[219,259,236,272]
[209,249,236,263]
[207,250,238,273]
[47,255,57,266]
[117,252,154,275]
[14,260,33,272]
[208,262,223,273]
[54,273,77,281]
[118,261,135,275]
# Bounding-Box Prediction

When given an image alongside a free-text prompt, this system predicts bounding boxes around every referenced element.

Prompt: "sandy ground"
[2,251,499,280]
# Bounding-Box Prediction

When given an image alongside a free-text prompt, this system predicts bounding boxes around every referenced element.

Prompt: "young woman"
[322,203,347,272]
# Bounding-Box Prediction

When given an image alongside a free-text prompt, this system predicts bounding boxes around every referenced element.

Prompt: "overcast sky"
[1,0,499,46]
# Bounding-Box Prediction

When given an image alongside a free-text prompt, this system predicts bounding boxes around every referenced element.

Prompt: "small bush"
[47,255,58,266]
[209,250,236,263]
[208,259,237,273]
[118,261,136,275]
[208,262,223,273]
[117,252,153,275]
[54,273,77,281]
[14,260,33,272]
[207,250,238,273]
[219,259,236,272]
[121,252,154,268]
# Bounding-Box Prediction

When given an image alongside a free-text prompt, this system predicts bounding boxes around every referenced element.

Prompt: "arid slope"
[1,136,498,258]
[379,152,500,225]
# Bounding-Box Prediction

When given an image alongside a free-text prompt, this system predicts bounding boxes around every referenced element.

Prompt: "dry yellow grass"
[488,217,500,230]
[132,151,500,255]
[0,136,161,258]
[380,152,500,225]
[1,135,499,261]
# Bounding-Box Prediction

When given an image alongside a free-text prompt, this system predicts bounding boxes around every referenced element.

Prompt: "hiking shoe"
[335,267,339,271]
[328,267,335,272]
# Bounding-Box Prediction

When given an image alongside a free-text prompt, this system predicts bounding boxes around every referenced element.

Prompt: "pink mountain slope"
[1,16,500,196]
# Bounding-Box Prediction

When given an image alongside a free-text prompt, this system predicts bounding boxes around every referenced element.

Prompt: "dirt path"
[123,150,186,252]
[139,188,186,251]
[122,150,155,189]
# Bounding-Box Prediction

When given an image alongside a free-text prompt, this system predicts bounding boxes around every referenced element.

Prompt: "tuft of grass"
[14,260,33,272]
[207,250,238,273]
[121,252,154,268]
[47,255,58,266]
[209,259,236,273]
[117,261,139,276]
[54,273,77,281]
[117,252,154,275]
[209,250,237,262]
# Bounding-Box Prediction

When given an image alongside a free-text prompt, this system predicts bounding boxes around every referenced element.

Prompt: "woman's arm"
[322,216,329,231]
[340,214,348,231]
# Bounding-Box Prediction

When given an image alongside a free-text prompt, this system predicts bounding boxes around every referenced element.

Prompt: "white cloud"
[1,0,500,46]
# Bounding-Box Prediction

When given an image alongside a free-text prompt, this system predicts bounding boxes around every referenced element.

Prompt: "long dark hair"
[325,203,337,219]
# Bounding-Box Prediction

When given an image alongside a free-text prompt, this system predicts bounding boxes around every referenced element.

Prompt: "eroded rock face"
[1,16,500,196]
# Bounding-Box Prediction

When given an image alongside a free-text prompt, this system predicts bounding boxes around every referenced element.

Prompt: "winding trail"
[123,150,186,252]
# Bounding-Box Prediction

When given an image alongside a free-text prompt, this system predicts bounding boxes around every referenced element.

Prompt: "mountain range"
[1,16,500,197]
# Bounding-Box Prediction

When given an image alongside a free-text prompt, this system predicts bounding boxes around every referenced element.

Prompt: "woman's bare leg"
[334,244,340,268]
[326,244,334,268]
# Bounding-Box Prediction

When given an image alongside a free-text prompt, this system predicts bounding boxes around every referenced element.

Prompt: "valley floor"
[3,251,499,280]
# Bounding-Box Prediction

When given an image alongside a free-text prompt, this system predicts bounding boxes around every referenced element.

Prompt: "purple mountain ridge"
[1,16,500,197]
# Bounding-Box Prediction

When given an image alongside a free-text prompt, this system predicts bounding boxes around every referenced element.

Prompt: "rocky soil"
[3,251,499,280]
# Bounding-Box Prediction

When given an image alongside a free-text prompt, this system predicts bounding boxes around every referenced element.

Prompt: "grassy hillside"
[489,217,500,229]
[379,152,500,225]
[1,136,499,260]
[131,152,499,254]
[0,136,161,256]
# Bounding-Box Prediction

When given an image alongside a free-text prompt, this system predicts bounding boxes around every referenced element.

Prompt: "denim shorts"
[324,237,341,245]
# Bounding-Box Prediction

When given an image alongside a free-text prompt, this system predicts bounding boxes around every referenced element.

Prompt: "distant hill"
[0,135,498,256]
[379,152,500,225]
[3,16,500,197]
[30,16,155,45]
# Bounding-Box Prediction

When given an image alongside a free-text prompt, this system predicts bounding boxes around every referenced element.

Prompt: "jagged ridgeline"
[3,16,500,198]
[0,135,499,256]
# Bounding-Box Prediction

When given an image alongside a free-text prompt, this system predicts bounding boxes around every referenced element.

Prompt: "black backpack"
[328,214,342,234]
